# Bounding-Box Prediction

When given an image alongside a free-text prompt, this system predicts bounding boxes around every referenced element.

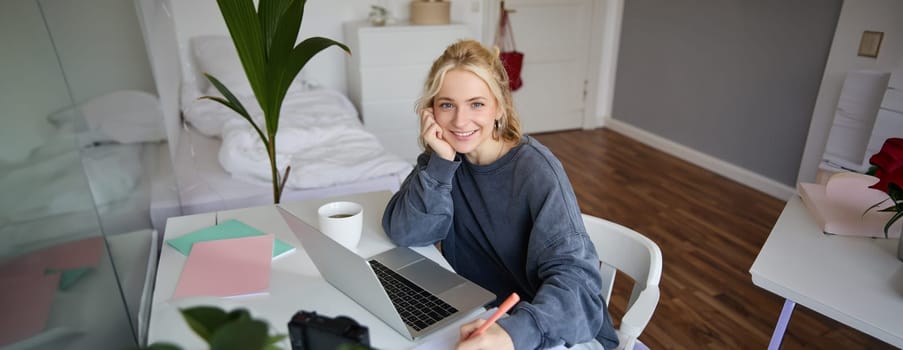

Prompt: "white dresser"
[344,21,472,164]
[864,71,903,159]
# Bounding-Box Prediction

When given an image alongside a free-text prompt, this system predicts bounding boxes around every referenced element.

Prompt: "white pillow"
[47,90,166,144]
[190,35,311,98]
[191,35,253,96]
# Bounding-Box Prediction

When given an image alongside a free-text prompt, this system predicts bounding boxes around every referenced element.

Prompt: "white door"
[489,0,594,134]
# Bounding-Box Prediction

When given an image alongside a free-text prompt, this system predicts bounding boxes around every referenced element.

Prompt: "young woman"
[381,40,619,350]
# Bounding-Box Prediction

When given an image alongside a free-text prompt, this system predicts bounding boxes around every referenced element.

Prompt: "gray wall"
[612,0,842,186]
[0,0,71,163]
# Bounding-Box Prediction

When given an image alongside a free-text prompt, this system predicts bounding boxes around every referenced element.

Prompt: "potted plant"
[203,0,350,203]
[143,306,373,350]
[144,306,285,350]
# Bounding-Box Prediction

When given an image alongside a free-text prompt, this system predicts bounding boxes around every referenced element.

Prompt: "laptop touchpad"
[398,260,465,294]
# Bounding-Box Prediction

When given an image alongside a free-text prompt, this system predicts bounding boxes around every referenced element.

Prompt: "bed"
[0,89,179,244]
[136,0,413,216]
[0,141,164,243]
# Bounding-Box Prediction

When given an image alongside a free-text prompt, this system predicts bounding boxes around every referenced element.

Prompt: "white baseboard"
[604,119,795,200]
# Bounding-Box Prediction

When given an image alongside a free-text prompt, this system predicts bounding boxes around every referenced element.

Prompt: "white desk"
[749,197,903,348]
[146,191,463,349]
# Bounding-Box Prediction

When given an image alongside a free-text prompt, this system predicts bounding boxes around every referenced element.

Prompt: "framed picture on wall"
[858,31,884,58]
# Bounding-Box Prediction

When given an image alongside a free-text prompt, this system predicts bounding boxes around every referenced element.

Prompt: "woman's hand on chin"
[421,108,456,161]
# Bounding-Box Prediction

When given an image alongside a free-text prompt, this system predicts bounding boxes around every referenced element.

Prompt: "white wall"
[0,0,72,163]
[170,0,485,94]
[303,0,485,93]
[591,0,623,128]
[797,0,903,183]
[0,0,155,164]
[39,0,155,104]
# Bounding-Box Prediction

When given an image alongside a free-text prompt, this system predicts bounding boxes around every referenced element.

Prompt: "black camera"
[288,310,371,350]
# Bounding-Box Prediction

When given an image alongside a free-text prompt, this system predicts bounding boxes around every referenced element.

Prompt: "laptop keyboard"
[368,260,458,331]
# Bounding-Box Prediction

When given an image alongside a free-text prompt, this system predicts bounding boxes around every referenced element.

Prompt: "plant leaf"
[200,95,269,149]
[262,0,305,133]
[267,0,302,65]
[261,36,349,136]
[216,0,267,104]
[286,37,350,81]
[180,306,229,343]
[209,319,269,350]
[258,0,293,56]
[862,197,890,217]
[883,210,903,238]
[226,308,253,323]
[204,74,252,118]
[202,74,270,148]
[266,334,287,346]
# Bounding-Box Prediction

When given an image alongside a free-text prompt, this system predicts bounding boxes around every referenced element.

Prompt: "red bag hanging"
[495,8,524,91]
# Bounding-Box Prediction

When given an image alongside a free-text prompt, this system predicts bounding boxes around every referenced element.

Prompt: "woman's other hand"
[421,108,456,161]
[455,318,514,350]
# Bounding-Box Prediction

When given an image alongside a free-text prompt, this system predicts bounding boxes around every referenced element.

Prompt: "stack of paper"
[172,235,274,299]
[0,272,60,346]
[166,219,294,259]
[798,172,902,238]
[0,236,104,346]
[168,220,294,299]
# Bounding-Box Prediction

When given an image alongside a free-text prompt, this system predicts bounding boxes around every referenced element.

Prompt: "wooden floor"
[532,128,894,349]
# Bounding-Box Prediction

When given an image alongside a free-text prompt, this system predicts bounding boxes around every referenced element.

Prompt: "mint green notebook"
[166,219,294,259]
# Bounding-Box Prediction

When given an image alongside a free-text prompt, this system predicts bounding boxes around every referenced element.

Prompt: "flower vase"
[898,226,903,262]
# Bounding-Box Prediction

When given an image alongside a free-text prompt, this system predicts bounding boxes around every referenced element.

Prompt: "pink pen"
[467,292,521,340]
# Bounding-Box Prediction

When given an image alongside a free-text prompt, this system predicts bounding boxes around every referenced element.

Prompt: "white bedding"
[172,124,408,215]
[0,140,140,224]
[0,138,165,250]
[182,88,412,189]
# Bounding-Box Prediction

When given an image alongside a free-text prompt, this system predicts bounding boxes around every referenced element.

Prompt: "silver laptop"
[276,206,495,340]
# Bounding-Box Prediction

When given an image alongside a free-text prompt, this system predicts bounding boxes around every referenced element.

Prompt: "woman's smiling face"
[432,69,501,161]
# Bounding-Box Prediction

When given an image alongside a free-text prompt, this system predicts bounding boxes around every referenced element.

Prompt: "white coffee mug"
[317,201,364,251]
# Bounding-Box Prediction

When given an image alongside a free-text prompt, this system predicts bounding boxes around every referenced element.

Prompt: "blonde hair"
[415,40,522,153]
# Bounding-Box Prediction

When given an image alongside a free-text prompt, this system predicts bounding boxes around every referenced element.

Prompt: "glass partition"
[0,0,176,348]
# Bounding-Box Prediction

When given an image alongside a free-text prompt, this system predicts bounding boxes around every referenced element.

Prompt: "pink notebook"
[1,236,103,273]
[172,235,274,299]
[798,172,902,238]
[0,271,60,346]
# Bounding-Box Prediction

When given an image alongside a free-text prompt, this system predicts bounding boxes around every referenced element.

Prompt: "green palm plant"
[204,0,350,203]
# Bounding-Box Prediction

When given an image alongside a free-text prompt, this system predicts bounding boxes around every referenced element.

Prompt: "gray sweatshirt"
[382,136,619,349]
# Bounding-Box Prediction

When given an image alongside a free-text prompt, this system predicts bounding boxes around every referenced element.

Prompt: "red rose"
[869,138,903,193]
[867,138,903,236]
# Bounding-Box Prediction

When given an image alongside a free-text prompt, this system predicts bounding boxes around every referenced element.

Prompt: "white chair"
[582,214,663,350]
